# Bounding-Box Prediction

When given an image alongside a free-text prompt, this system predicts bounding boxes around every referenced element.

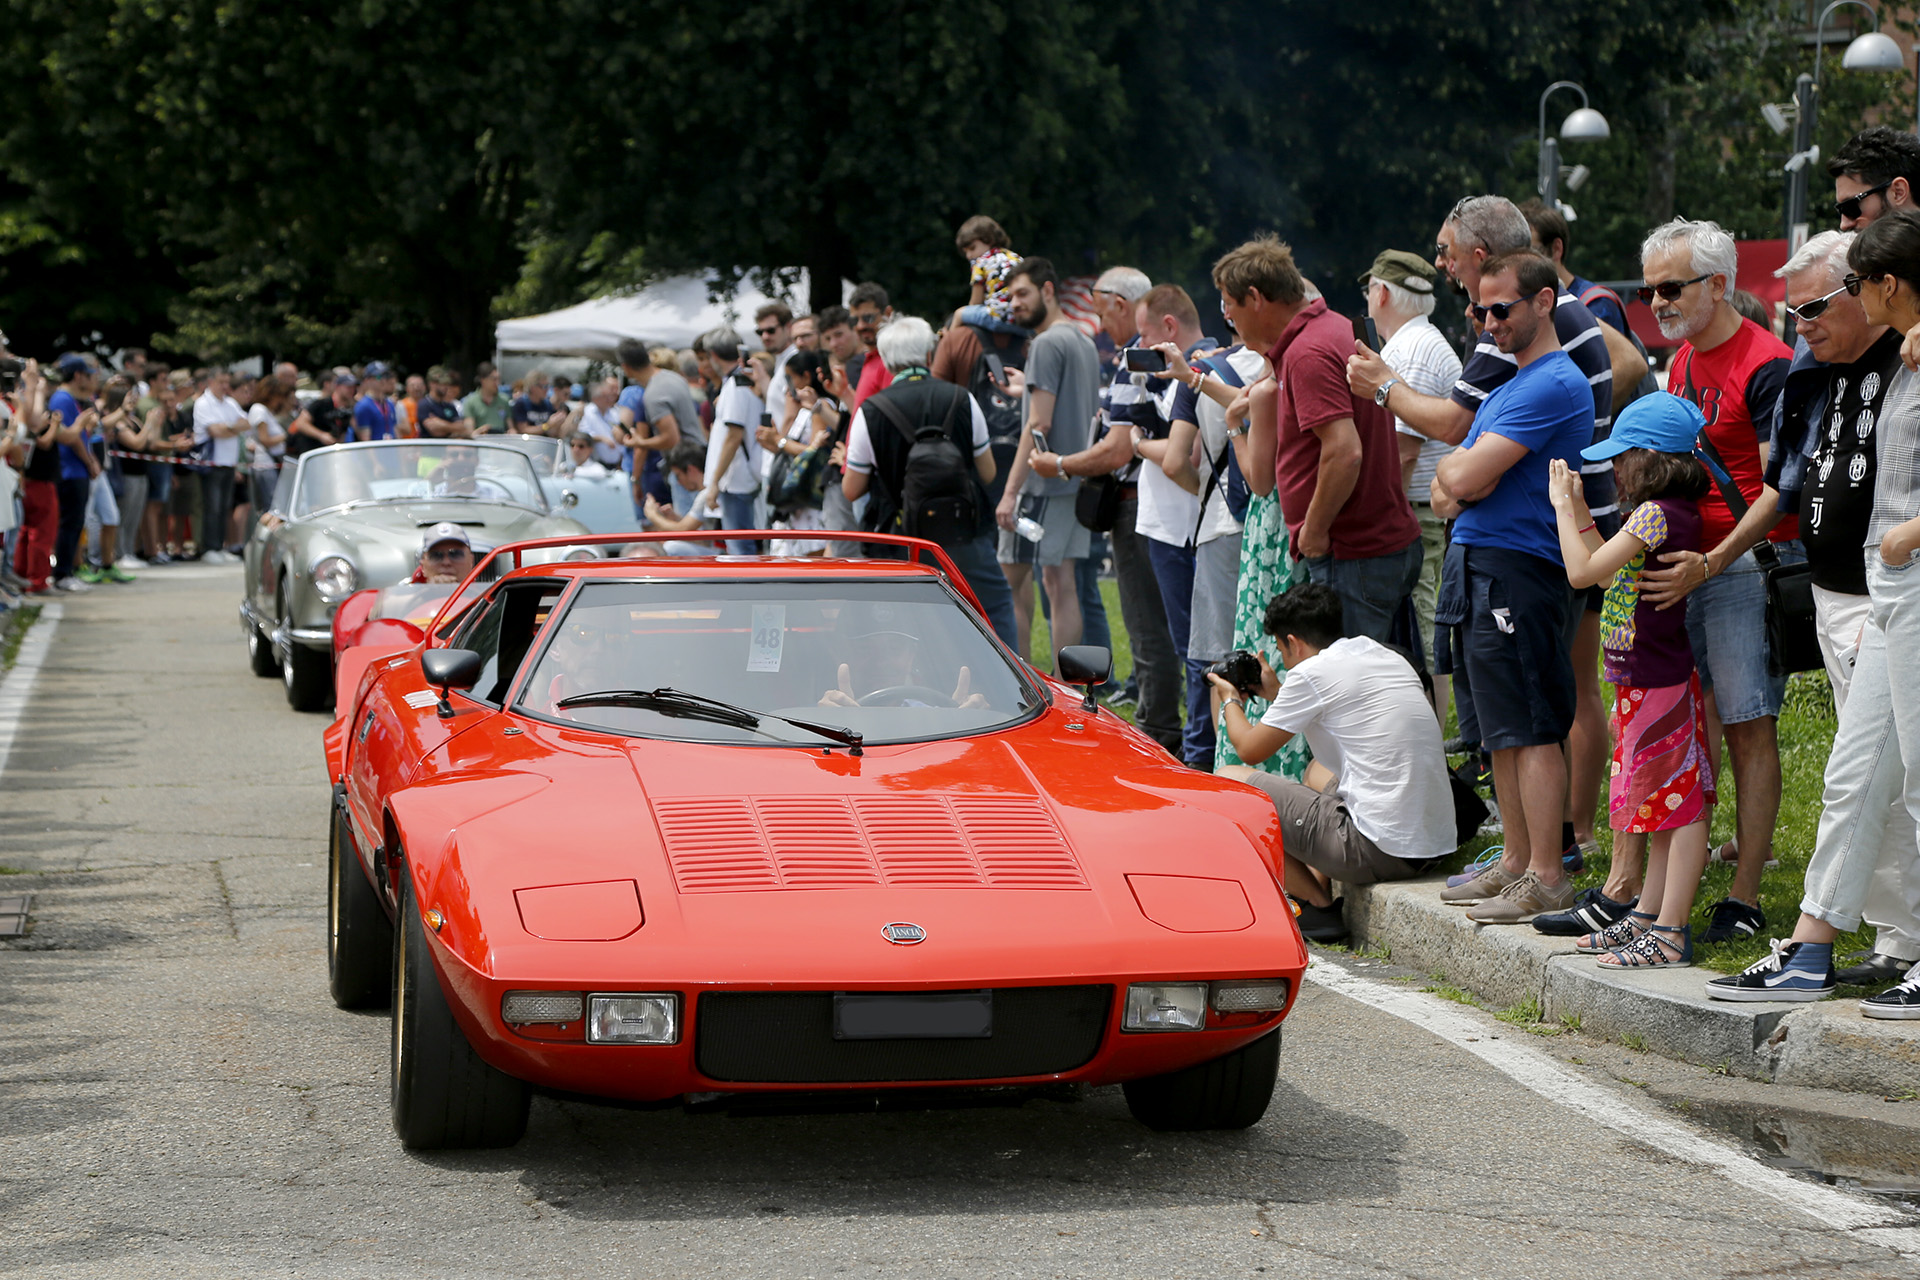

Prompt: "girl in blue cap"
[1547,391,1714,968]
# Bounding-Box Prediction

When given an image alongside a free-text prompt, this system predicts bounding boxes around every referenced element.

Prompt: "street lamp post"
[1537,81,1610,211]
[1783,0,1905,251]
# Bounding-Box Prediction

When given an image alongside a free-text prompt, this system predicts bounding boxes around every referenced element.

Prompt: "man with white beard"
[1635,217,1796,946]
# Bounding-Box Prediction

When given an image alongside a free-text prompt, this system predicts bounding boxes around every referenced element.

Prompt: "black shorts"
[1459,544,1575,751]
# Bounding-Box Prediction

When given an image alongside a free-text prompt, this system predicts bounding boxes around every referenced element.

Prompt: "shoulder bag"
[1693,431,1821,677]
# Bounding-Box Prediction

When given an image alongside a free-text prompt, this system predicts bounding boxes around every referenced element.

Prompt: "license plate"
[832,990,994,1040]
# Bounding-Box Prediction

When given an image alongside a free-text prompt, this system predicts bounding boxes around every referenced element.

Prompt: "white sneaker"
[200,549,234,564]
[53,576,92,592]
[115,556,147,570]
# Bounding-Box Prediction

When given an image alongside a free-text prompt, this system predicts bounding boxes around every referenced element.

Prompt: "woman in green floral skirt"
[1213,379,1310,780]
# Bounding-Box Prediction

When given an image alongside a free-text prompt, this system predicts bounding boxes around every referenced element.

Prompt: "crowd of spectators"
[8,130,1920,1019]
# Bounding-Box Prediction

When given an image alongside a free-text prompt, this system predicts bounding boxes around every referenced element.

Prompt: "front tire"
[328,803,391,1010]
[284,640,331,712]
[247,617,279,677]
[1122,1030,1281,1131]
[390,876,530,1150]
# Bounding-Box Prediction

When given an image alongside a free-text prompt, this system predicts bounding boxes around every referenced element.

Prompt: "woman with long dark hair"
[1710,209,1920,1013]
[763,349,839,556]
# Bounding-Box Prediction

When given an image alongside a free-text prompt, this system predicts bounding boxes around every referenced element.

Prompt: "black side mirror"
[421,648,484,718]
[1055,645,1112,712]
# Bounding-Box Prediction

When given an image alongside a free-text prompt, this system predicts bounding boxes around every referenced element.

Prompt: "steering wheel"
[856,684,956,708]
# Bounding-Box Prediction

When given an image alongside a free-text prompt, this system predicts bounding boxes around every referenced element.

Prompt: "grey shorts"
[1238,772,1430,886]
[1189,533,1242,662]
[997,492,1090,568]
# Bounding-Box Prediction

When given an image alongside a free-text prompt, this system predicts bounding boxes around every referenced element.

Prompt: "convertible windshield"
[519,579,1039,746]
[478,434,565,475]
[292,443,549,516]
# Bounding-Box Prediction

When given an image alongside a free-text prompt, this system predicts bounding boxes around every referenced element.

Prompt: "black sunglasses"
[1785,282,1850,323]
[1835,180,1894,221]
[754,325,781,336]
[1636,273,1711,303]
[1468,289,1548,323]
[1843,271,1889,296]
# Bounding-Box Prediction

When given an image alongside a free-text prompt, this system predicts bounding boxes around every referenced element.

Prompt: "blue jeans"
[1304,538,1423,646]
[1145,536,1214,769]
[957,305,1033,339]
[942,533,1019,649]
[1684,540,1805,724]
[718,491,759,555]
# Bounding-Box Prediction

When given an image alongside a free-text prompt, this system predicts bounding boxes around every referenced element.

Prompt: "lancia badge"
[881,922,927,945]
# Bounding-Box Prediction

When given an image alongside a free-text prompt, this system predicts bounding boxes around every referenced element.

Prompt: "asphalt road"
[2,568,1916,1280]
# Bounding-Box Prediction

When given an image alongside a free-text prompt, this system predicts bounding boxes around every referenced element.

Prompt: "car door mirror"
[1054,645,1112,712]
[421,647,484,718]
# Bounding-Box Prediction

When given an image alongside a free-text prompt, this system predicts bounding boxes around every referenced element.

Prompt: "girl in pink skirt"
[1548,392,1715,969]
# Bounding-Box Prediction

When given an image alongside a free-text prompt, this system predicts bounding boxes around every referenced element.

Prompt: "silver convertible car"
[481,433,643,535]
[241,440,592,711]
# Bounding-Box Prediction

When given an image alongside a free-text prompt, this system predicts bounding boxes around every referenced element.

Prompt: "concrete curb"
[1346,878,1920,1097]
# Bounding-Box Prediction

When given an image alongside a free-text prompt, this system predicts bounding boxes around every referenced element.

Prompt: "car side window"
[452,581,566,707]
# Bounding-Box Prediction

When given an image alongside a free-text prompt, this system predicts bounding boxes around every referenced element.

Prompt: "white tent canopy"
[494,270,833,358]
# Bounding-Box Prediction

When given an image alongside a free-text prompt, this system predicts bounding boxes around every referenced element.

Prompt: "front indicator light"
[502,991,584,1024]
[587,993,680,1044]
[1123,983,1208,1032]
[1211,979,1291,1012]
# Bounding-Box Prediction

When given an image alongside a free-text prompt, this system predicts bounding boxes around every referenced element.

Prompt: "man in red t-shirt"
[847,282,894,409]
[1212,235,1421,643]
[1638,218,1794,945]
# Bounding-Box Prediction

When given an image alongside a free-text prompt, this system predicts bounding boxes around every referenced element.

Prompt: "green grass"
[1,604,41,671]
[1420,973,1481,1007]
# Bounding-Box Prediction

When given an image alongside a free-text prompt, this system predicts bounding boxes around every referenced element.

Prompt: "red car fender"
[329,587,380,654]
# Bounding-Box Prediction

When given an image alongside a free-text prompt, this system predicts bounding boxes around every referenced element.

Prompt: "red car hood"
[402,707,1302,987]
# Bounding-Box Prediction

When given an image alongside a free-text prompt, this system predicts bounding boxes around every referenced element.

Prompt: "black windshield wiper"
[555,686,865,756]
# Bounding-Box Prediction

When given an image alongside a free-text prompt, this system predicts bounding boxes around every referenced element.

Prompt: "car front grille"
[694,985,1113,1083]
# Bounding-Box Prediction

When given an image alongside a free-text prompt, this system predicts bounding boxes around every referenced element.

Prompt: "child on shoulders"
[951,215,1031,339]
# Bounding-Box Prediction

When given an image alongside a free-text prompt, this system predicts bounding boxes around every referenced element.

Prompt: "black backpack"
[865,383,978,542]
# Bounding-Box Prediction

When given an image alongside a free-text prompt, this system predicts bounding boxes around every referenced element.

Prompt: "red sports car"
[323,532,1307,1149]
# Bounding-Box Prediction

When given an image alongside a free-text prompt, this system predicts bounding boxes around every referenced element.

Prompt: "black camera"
[1208,649,1264,698]
[0,356,23,393]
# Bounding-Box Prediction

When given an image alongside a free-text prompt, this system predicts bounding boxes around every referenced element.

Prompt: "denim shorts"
[86,473,119,526]
[1683,540,1804,724]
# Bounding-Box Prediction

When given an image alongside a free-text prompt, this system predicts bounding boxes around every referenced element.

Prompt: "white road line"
[1305,955,1918,1256]
[0,602,62,780]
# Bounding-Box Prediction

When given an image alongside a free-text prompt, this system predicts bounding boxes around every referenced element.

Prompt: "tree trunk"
[1643,90,1677,230]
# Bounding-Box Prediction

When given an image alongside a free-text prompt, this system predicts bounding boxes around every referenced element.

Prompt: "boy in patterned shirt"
[952,215,1031,338]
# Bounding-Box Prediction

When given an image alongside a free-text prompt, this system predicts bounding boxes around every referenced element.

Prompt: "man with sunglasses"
[1828,127,1920,232]
[1423,252,1590,924]
[847,283,894,410]
[753,302,797,529]
[1635,217,1795,946]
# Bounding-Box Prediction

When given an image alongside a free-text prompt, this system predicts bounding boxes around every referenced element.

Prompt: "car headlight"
[1123,982,1208,1032]
[586,993,680,1044]
[311,555,359,603]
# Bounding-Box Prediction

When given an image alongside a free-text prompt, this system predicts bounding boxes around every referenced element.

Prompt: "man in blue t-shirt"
[48,355,103,589]
[353,360,398,441]
[1429,253,1590,927]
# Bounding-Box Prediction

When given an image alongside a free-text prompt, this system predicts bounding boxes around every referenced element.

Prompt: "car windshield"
[291,443,549,516]
[518,578,1040,746]
[477,434,565,475]
[367,580,491,630]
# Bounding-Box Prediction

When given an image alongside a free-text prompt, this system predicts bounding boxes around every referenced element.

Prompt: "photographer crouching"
[1211,583,1454,942]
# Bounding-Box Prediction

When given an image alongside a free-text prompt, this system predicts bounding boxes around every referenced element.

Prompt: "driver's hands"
[819,662,859,707]
[952,665,987,710]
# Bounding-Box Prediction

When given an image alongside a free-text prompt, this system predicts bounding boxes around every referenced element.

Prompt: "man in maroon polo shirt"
[1211,234,1421,642]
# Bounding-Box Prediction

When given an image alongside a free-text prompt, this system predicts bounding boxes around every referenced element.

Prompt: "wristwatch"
[1374,378,1399,408]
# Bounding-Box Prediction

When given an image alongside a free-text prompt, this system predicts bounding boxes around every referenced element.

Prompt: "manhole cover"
[0,894,31,938]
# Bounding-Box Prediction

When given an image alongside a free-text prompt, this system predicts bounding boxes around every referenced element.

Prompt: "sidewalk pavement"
[1344,878,1920,1098]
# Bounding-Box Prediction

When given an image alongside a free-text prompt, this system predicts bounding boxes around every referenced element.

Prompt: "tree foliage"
[0,0,1910,368]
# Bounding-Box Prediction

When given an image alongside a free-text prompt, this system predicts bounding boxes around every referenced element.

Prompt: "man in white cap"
[415,521,475,583]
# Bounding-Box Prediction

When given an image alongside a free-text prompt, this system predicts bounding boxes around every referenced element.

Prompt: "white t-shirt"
[1190,345,1268,545]
[1259,636,1453,861]
[843,393,990,474]
[706,370,765,495]
[193,392,247,468]
[247,403,286,472]
[1133,372,1199,548]
[578,403,626,468]
[1379,315,1463,503]
[761,344,797,481]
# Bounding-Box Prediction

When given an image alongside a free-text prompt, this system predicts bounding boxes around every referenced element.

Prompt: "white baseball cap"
[420,522,472,555]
